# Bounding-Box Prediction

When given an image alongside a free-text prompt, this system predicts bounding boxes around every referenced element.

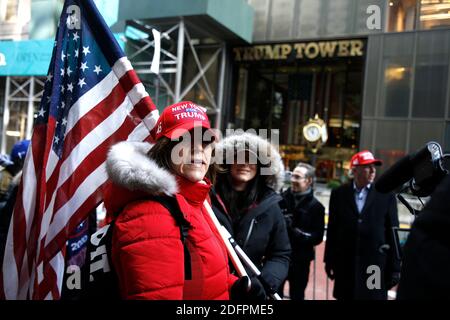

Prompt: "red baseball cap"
[350,150,382,168]
[151,101,213,141]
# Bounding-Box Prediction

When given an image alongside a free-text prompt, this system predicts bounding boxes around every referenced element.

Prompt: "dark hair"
[215,164,268,220]
[147,136,220,185]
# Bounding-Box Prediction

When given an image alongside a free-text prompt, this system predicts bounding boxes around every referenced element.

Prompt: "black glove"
[386,272,400,290]
[231,276,267,301]
[291,227,312,240]
[325,264,335,280]
[284,214,293,229]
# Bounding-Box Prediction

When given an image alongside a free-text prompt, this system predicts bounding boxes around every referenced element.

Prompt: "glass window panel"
[234,67,249,129]
[363,35,382,117]
[0,77,5,152]
[268,0,295,40]
[344,69,364,123]
[5,0,19,22]
[378,33,414,117]
[448,85,450,117]
[182,48,219,113]
[243,66,274,131]
[0,0,6,22]
[387,0,418,32]
[420,0,450,30]
[324,0,353,37]
[412,30,450,118]
[360,120,374,150]
[295,0,322,39]
[445,122,450,152]
[249,0,270,41]
[409,121,444,152]
[375,120,408,172]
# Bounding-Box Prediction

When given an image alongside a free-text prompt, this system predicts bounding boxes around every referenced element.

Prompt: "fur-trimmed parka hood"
[103,141,181,216]
[105,141,178,196]
[215,132,285,192]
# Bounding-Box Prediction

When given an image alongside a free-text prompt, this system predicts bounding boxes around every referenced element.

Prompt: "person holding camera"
[397,174,450,299]
[324,150,401,300]
[280,162,325,300]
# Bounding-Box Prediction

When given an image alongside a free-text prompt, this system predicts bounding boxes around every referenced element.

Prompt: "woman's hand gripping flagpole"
[202,201,251,290]
[203,200,282,300]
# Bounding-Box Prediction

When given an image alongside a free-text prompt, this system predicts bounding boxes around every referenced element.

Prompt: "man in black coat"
[281,163,325,300]
[397,175,450,299]
[324,150,401,300]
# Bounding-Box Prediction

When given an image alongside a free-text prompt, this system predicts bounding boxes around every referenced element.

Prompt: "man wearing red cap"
[324,150,401,300]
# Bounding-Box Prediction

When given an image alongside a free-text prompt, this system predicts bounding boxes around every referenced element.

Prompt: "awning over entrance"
[117,0,254,44]
[0,39,53,76]
[0,35,124,76]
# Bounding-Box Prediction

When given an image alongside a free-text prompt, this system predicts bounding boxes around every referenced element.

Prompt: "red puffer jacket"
[104,142,237,299]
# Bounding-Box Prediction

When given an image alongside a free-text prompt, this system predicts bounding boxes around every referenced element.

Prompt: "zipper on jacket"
[243,218,256,249]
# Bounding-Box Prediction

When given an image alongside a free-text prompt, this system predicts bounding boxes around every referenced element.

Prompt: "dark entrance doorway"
[233,55,364,182]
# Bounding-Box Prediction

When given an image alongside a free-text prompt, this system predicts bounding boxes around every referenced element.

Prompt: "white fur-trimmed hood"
[105,141,178,196]
[215,132,285,192]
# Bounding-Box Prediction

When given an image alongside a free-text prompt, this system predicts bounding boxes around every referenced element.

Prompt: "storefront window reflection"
[420,0,450,29]
[233,53,364,182]
[387,0,418,32]
[0,0,19,22]
[387,0,450,32]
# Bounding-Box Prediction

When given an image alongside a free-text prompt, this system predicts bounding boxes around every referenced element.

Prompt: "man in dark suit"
[281,163,325,300]
[324,150,401,300]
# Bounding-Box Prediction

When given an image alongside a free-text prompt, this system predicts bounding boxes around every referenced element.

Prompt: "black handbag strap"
[150,196,192,280]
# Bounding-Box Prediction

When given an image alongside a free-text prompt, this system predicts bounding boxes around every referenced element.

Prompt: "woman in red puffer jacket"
[104,102,240,299]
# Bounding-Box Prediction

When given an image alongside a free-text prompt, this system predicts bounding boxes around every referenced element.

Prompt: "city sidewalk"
[283,241,398,300]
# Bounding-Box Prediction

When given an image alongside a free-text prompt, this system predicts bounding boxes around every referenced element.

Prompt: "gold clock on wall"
[303,114,328,144]
[303,123,322,143]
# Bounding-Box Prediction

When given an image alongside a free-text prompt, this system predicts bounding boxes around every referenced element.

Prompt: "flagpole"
[203,200,282,300]
[203,201,250,281]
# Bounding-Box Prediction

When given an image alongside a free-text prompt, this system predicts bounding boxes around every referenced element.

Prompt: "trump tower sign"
[233,39,365,62]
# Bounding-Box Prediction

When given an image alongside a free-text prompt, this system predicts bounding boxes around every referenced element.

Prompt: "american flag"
[1,0,158,299]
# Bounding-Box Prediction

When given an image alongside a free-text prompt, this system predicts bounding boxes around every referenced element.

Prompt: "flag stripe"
[38,82,150,261]
[49,252,65,296]
[61,71,145,160]
[45,150,59,183]
[2,135,40,299]
[65,71,119,134]
[45,67,142,186]
[10,134,42,288]
[40,114,153,267]
[129,109,158,141]
[50,108,142,224]
[24,121,58,290]
[136,96,158,127]
[2,217,19,299]
[55,81,148,192]
[37,183,106,297]
[43,80,127,209]
[44,101,143,246]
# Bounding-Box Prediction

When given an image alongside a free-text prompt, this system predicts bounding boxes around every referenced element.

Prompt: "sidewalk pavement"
[282,241,398,300]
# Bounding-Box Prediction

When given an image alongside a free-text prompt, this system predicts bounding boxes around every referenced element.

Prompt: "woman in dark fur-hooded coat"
[211,132,291,294]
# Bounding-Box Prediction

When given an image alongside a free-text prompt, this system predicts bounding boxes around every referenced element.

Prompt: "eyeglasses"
[291,174,307,180]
